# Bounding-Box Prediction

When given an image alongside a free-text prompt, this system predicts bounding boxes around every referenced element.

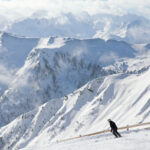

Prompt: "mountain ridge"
[0,35,137,127]
[1,68,150,149]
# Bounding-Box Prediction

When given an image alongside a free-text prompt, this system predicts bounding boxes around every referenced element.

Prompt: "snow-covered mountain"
[0,32,39,68]
[0,32,39,96]
[0,33,150,150]
[0,36,136,127]
[1,66,150,150]
[1,1,150,149]
[5,13,150,44]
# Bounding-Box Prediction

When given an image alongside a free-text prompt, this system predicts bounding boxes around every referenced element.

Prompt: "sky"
[0,0,150,40]
[0,0,150,22]
[0,0,149,96]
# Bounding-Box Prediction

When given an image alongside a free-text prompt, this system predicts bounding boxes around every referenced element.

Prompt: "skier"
[108,119,122,138]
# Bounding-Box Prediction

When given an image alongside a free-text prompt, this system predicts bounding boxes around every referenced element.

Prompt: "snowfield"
[20,129,150,150]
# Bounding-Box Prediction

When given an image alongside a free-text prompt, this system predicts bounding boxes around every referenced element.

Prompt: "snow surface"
[0,33,150,150]
[0,35,137,127]
[20,129,150,150]
[0,32,39,68]
[0,32,39,96]
[1,68,150,149]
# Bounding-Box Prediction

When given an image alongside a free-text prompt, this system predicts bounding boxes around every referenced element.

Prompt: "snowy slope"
[0,32,39,68]
[0,37,136,127]
[0,68,150,149]
[20,129,150,150]
[0,32,39,96]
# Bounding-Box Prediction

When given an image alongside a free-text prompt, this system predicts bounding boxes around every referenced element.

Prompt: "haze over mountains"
[0,33,136,126]
[0,30,150,149]
[0,0,150,149]
[3,13,150,44]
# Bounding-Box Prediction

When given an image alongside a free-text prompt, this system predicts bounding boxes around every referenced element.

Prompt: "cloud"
[0,48,17,94]
[0,0,150,43]
[99,52,119,64]
[0,0,150,23]
[73,48,87,58]
[0,64,16,85]
[126,25,150,44]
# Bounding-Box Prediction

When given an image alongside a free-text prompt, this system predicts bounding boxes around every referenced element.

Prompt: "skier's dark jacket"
[109,120,118,131]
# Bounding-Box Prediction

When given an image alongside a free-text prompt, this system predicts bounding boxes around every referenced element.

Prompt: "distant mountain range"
[3,13,150,44]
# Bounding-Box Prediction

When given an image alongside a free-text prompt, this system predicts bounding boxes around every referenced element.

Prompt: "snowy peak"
[35,37,136,65]
[0,37,136,127]
[0,32,39,68]
[0,32,40,96]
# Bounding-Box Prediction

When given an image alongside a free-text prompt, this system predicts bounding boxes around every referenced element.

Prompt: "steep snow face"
[0,37,136,127]
[0,32,39,68]
[1,69,150,150]
[0,32,39,96]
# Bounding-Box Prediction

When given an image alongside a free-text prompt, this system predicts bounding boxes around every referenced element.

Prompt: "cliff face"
[0,36,136,127]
